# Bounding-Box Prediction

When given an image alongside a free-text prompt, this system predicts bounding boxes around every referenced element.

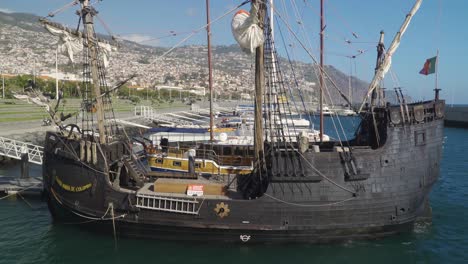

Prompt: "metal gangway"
[0,136,44,165]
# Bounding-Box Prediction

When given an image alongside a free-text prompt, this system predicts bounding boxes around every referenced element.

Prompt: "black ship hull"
[46,192,416,243]
[42,101,445,243]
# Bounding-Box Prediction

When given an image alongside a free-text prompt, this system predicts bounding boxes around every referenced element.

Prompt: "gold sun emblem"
[214,202,230,218]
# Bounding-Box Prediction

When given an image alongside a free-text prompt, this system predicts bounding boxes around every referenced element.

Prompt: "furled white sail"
[45,24,82,63]
[358,0,423,112]
[231,2,265,54]
[44,24,116,68]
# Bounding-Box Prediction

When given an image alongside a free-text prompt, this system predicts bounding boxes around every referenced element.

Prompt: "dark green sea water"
[1,126,467,264]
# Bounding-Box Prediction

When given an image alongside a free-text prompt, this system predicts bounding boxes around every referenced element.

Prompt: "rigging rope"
[266,1,351,146]
[138,31,194,43]
[147,0,250,72]
[47,0,79,18]
[281,0,319,127]
[51,188,127,221]
[274,3,362,146]
[17,192,34,209]
[323,0,359,39]
[0,183,42,201]
[54,132,107,175]
[111,203,118,247]
[47,0,100,18]
[291,143,356,195]
[95,14,116,40]
[273,4,355,110]
[70,205,127,221]
[276,16,307,121]
[301,0,358,51]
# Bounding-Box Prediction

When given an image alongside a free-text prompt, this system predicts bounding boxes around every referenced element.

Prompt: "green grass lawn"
[0,111,48,115]
[0,116,48,122]
[0,98,186,123]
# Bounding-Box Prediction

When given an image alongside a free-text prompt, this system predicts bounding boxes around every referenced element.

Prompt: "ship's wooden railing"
[148,145,253,167]
[388,100,445,126]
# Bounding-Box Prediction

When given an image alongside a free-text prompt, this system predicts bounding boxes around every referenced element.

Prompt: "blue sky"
[1,0,466,104]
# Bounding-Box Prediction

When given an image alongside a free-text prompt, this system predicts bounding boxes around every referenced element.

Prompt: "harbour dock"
[0,176,42,196]
[0,103,237,197]
[0,136,44,196]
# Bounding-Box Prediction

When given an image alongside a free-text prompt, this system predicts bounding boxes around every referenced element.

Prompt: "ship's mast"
[206,0,214,141]
[80,0,106,144]
[253,0,265,162]
[372,30,385,106]
[269,0,274,38]
[348,57,352,107]
[319,0,324,141]
[434,49,440,100]
[358,0,423,113]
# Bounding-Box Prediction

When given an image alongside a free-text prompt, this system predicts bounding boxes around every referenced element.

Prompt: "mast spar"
[373,30,385,106]
[319,0,324,141]
[206,0,214,141]
[253,0,265,164]
[358,0,423,113]
[80,0,106,144]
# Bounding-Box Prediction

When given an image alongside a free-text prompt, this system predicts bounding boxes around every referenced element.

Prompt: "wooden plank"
[146,171,197,179]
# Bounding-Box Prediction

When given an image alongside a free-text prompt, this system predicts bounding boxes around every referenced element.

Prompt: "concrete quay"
[445,105,468,128]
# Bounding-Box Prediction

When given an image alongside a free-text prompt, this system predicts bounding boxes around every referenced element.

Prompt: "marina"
[0,125,466,263]
[1,0,467,262]
[0,136,43,195]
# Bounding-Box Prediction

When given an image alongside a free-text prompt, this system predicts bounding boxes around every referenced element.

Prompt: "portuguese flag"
[419,56,437,75]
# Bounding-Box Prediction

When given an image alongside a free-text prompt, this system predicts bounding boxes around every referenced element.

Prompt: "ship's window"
[173,161,182,167]
[415,131,426,146]
[195,162,201,168]
[155,158,163,164]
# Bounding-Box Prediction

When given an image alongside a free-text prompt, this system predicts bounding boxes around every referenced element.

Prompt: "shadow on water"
[0,126,467,264]
[0,199,451,264]
[0,221,440,264]
[310,115,361,140]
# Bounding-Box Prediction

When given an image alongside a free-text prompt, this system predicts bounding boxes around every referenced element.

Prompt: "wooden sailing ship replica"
[42,0,444,243]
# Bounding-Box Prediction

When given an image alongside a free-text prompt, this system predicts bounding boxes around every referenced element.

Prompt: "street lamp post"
[56,45,59,100]
[33,58,36,86]
[2,71,5,99]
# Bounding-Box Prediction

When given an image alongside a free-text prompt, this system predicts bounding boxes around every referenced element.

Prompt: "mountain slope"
[0,11,370,104]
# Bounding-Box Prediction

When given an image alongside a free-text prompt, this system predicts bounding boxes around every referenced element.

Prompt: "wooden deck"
[146,171,197,179]
[137,181,231,200]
